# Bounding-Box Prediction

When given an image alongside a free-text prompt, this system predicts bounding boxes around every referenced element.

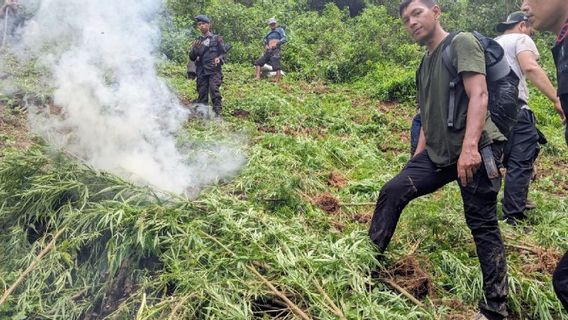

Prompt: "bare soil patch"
[0,103,32,151]
[314,193,340,214]
[327,170,347,188]
[381,255,432,300]
[231,108,250,119]
[352,212,372,224]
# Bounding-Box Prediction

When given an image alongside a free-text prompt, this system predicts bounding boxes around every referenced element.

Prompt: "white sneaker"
[472,313,489,320]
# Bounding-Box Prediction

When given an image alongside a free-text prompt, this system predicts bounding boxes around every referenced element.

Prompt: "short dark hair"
[399,0,437,17]
[503,22,522,32]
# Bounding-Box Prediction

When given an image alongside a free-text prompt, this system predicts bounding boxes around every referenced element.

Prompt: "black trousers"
[554,251,568,311]
[369,146,508,319]
[502,108,539,221]
[556,96,568,311]
[562,95,568,146]
[196,72,223,114]
[254,47,281,71]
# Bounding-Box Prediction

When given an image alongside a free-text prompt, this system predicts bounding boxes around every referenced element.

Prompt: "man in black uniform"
[522,0,568,311]
[189,15,227,117]
[0,0,24,47]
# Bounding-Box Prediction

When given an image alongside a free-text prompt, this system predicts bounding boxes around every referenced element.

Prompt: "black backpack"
[441,31,520,138]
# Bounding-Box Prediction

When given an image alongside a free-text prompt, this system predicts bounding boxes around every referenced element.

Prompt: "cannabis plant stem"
[247,266,312,320]
[382,278,424,308]
[313,280,347,320]
[0,228,66,306]
[168,296,189,320]
[503,235,549,255]
[339,202,376,207]
[200,231,312,320]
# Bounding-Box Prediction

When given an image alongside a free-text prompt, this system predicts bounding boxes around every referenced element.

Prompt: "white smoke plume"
[16,0,245,195]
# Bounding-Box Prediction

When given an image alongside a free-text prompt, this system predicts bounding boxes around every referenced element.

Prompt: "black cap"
[496,11,528,33]
[195,15,210,24]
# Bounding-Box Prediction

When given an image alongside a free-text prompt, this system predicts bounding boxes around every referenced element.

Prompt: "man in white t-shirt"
[495,11,565,225]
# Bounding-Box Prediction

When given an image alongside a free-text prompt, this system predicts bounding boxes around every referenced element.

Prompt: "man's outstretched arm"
[518,50,565,121]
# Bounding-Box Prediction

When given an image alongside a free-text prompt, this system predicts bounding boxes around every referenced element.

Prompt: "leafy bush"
[159,15,195,63]
[163,0,308,65]
[283,5,352,80]
[355,63,417,103]
[162,2,420,82]
[285,5,420,82]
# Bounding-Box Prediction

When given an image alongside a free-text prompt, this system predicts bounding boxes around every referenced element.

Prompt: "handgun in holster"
[480,145,499,180]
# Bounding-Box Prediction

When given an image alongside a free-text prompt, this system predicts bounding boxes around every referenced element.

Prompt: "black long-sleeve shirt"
[189,32,226,76]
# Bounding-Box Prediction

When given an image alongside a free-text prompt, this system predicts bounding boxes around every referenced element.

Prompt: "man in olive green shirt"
[416,34,505,167]
[369,1,508,319]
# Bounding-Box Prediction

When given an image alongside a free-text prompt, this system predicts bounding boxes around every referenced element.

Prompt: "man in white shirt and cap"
[254,17,287,82]
[494,11,565,226]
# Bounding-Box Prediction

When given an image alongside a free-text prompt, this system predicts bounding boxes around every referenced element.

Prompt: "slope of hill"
[0,59,567,319]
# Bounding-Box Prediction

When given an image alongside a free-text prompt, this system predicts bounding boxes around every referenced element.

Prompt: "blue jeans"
[562,95,568,146]
[410,113,421,156]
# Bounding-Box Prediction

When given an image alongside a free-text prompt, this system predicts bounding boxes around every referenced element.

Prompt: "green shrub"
[162,2,421,82]
[355,63,417,103]
[159,15,195,63]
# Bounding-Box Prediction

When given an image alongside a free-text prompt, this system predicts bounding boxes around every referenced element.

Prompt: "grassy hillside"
[0,55,567,319]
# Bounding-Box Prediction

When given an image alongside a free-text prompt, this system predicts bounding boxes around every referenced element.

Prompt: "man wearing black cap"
[254,17,287,82]
[495,11,565,226]
[521,0,568,312]
[189,15,227,117]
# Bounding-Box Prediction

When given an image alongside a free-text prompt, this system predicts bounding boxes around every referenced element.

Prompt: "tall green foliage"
[440,0,524,36]
[162,0,421,81]
[307,0,366,16]
[162,0,532,83]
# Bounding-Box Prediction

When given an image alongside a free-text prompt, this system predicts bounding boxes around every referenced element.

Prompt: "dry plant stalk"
[0,228,66,306]
[339,202,376,207]
[313,281,347,320]
[504,235,551,255]
[201,231,312,320]
[247,266,312,320]
[168,296,190,320]
[506,243,542,255]
[382,278,424,308]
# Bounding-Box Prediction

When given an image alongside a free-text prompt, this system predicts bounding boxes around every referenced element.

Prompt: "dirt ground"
[0,103,32,151]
